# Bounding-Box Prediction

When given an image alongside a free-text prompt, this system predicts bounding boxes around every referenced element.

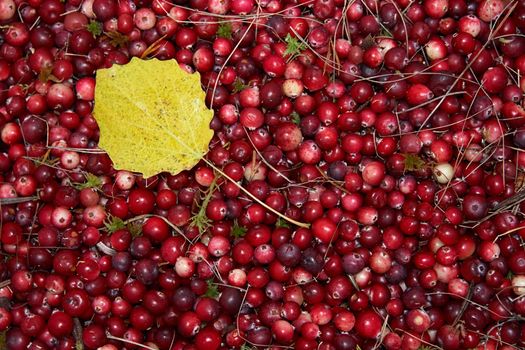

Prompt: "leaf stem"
[203,159,310,228]
[106,335,159,350]
[122,214,193,244]
[0,196,39,205]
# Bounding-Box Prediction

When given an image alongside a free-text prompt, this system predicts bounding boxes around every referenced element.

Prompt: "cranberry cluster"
[0,0,524,349]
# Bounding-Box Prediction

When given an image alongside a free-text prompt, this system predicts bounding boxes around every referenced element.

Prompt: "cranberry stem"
[204,158,311,228]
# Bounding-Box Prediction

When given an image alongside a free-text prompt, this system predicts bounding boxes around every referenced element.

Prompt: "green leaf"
[74,173,102,190]
[86,20,103,37]
[403,154,426,172]
[276,217,290,228]
[380,28,393,38]
[232,77,248,93]
[240,344,256,350]
[204,279,219,298]
[217,22,233,39]
[291,111,301,125]
[284,33,306,59]
[232,220,247,238]
[104,216,126,233]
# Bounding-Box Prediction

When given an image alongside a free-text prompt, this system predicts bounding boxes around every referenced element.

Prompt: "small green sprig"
[74,173,102,190]
[217,22,233,39]
[190,176,219,234]
[204,279,219,298]
[276,217,291,228]
[232,77,248,93]
[283,33,306,60]
[127,222,142,237]
[240,344,256,350]
[290,111,301,125]
[86,20,103,37]
[403,154,427,172]
[104,216,126,233]
[231,220,247,238]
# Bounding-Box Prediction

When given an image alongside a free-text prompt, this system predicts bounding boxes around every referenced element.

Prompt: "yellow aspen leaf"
[94,58,309,229]
[93,57,214,178]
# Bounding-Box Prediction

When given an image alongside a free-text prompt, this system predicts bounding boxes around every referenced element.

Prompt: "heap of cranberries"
[0,0,524,349]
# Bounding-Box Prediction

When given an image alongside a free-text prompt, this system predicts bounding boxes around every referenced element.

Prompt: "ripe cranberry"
[195,327,222,350]
[462,194,488,220]
[48,311,73,338]
[362,161,386,186]
[82,324,107,349]
[62,289,91,318]
[355,309,382,338]
[312,217,338,243]
[128,188,155,215]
